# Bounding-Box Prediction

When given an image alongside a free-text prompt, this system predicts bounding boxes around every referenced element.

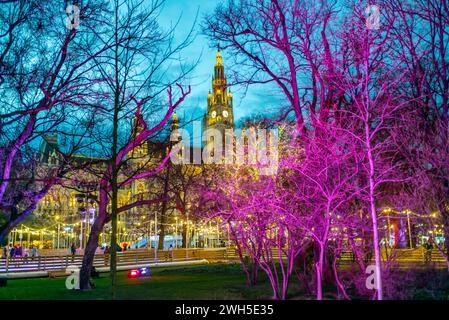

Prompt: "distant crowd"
[1,241,177,260]
[1,243,38,259]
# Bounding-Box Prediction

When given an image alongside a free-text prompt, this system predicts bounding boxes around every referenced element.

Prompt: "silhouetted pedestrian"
[70,243,76,262]
[423,240,433,263]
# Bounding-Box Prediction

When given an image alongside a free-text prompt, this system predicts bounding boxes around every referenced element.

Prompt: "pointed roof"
[171,112,179,130]
[216,46,223,66]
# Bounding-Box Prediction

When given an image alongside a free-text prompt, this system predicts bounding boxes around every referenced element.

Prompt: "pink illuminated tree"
[282,121,362,299]
[199,165,305,299]
[333,4,418,299]
[201,0,434,300]
[385,0,449,259]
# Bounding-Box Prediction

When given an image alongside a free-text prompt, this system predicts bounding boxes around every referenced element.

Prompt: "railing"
[1,247,446,274]
[0,248,233,273]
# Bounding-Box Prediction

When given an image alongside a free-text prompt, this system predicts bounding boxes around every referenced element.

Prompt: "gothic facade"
[32,49,234,249]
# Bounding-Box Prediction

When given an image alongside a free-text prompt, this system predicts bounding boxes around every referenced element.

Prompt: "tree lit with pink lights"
[200,0,449,300]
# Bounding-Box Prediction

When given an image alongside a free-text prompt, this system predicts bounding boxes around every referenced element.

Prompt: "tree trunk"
[367,154,383,300]
[158,154,171,250]
[322,246,335,289]
[315,243,324,300]
[440,204,449,271]
[294,244,312,295]
[158,216,166,250]
[110,1,120,299]
[181,225,187,248]
[79,215,106,290]
[332,254,350,300]
[0,224,10,244]
[251,257,259,286]
[109,192,118,299]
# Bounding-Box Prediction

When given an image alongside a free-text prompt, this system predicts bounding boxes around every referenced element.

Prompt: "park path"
[1,247,447,277]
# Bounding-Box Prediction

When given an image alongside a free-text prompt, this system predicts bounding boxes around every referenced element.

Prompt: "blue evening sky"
[158,0,281,127]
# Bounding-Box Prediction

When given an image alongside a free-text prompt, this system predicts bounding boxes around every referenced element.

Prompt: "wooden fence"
[0,248,235,273]
[1,247,446,274]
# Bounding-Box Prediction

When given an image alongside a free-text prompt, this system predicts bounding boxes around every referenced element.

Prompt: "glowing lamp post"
[175,217,178,249]
[75,194,88,250]
[154,214,157,262]
[19,225,23,247]
[56,215,61,249]
[404,210,413,248]
[185,201,192,258]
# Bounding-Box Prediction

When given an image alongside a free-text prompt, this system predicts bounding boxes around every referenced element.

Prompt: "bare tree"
[77,0,194,293]
[0,0,111,242]
[202,0,345,129]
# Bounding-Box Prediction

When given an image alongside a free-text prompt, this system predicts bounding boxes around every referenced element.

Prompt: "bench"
[48,270,68,278]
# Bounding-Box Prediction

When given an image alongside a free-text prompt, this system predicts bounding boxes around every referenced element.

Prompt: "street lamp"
[76,194,85,250]
[75,193,96,251]
[26,227,30,249]
[175,216,178,249]
[185,201,192,259]
[154,213,158,262]
[227,223,230,247]
[209,221,212,248]
[216,220,220,248]
[55,215,61,249]
[405,210,413,248]
[19,225,23,247]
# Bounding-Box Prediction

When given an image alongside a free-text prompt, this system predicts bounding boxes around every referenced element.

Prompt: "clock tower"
[203,47,235,141]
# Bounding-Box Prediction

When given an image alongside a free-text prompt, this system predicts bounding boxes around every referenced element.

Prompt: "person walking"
[70,243,76,262]
[15,245,22,257]
[11,245,20,268]
[423,240,433,263]
[32,246,38,257]
[164,245,169,262]
[23,247,29,264]
[1,245,7,259]
[9,245,14,259]
[70,243,76,255]
[169,244,173,262]
[3,244,10,270]
[103,246,110,266]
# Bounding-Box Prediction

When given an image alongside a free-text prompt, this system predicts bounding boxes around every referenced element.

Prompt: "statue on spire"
[216,44,223,66]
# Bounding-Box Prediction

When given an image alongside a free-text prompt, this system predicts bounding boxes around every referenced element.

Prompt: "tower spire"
[204,47,234,134]
[216,45,223,66]
[171,111,179,131]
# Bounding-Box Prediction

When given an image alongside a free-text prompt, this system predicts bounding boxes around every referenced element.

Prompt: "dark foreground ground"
[0,264,277,300]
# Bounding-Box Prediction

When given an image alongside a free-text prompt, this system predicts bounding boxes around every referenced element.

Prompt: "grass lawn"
[0,263,277,300]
